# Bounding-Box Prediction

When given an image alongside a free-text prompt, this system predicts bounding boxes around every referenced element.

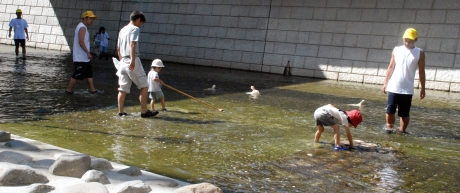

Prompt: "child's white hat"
[151,59,164,67]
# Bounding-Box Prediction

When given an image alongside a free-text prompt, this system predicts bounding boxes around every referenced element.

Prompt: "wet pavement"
[1,44,460,192]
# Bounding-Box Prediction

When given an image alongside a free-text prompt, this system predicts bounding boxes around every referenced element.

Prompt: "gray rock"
[0,162,48,186]
[0,131,11,142]
[117,166,142,176]
[81,170,110,184]
[144,179,179,187]
[58,182,109,193]
[0,150,33,164]
[4,140,40,151]
[90,158,113,170]
[174,183,223,193]
[29,159,55,169]
[21,183,55,193]
[113,180,152,193]
[49,154,91,178]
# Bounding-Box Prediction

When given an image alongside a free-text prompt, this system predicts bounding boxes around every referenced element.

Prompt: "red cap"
[346,110,362,128]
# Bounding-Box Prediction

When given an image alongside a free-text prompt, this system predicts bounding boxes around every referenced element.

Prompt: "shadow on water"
[1,45,460,192]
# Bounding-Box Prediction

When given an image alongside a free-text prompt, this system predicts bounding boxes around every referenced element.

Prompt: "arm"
[129,41,136,71]
[8,26,12,37]
[382,50,396,94]
[344,126,353,148]
[117,47,122,61]
[154,77,164,85]
[418,51,426,99]
[25,28,29,40]
[78,27,92,60]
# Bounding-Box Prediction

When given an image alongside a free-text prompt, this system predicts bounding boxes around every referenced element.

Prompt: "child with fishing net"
[148,59,167,114]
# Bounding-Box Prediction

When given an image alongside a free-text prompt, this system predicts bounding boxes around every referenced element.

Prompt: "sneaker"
[16,56,21,59]
[162,108,167,112]
[141,110,159,118]
[118,112,127,116]
[65,90,74,94]
[385,129,394,134]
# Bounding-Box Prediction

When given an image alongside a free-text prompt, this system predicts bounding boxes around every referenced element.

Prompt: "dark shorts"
[14,39,26,47]
[71,62,93,80]
[386,92,413,117]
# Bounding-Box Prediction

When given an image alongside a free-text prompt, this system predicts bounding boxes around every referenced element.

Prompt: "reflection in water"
[1,46,460,192]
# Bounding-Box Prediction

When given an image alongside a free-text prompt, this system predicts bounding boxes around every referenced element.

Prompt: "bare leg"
[22,44,26,58]
[66,78,77,92]
[160,97,166,109]
[150,98,155,111]
[15,45,19,56]
[314,125,325,143]
[118,91,127,114]
[85,78,96,92]
[400,116,410,132]
[140,87,148,114]
[331,124,341,147]
[386,113,395,130]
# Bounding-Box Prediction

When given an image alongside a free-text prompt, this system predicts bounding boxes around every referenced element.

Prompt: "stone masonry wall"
[1,0,460,92]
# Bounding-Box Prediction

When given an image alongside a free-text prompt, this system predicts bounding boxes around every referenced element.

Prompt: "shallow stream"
[1,45,459,192]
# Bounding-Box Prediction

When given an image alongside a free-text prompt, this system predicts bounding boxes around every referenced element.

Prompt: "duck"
[204,85,216,91]
[348,100,365,107]
[246,86,260,99]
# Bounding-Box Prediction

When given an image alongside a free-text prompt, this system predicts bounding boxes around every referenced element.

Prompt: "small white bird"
[246,86,260,99]
[203,85,216,94]
[348,100,365,107]
[204,85,216,91]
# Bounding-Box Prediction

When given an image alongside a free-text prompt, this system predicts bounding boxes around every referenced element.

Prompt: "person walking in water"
[8,8,29,60]
[382,28,426,134]
[65,11,99,94]
[116,11,156,118]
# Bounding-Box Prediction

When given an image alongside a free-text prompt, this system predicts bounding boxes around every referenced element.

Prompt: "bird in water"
[348,100,365,107]
[203,85,216,94]
[246,86,260,99]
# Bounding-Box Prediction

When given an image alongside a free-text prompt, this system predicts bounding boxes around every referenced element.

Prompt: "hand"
[86,52,92,60]
[8,34,11,38]
[420,89,425,99]
[128,63,135,71]
[26,36,29,40]
[382,84,387,94]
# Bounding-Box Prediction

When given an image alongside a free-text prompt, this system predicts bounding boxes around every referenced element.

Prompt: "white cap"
[151,59,164,67]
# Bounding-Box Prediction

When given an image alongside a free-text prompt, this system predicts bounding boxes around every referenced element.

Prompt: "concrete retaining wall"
[1,0,460,92]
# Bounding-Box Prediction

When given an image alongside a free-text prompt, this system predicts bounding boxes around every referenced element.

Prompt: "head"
[130,11,146,27]
[151,59,164,72]
[99,26,105,33]
[402,28,418,49]
[82,11,97,26]
[16,9,22,18]
[346,110,363,128]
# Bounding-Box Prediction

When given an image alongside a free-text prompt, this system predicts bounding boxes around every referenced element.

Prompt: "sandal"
[65,90,74,94]
[89,89,101,94]
[141,110,159,118]
[118,112,127,116]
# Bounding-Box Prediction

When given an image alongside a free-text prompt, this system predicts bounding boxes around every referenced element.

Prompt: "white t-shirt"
[386,45,421,95]
[319,105,349,126]
[9,18,28,39]
[117,24,140,58]
[73,22,90,62]
[147,70,161,92]
[100,32,110,47]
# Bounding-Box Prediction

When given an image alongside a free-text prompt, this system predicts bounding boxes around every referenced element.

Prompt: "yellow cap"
[16,8,22,13]
[82,11,97,18]
[403,28,417,40]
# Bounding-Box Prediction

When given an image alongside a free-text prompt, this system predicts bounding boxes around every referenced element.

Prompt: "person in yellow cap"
[8,8,29,59]
[382,28,426,134]
[65,11,99,94]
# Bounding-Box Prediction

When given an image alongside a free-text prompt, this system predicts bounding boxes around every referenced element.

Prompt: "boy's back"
[117,24,140,58]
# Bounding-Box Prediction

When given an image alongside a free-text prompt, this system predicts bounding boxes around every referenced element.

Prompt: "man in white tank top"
[65,11,99,94]
[382,28,426,133]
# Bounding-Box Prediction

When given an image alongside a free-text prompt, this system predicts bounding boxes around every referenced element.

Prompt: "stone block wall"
[1,0,460,92]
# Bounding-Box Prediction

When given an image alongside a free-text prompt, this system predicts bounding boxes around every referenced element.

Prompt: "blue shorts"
[386,92,413,117]
[100,46,108,53]
[72,62,93,80]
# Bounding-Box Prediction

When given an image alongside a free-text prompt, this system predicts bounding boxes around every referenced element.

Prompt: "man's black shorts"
[71,62,93,80]
[14,39,25,47]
